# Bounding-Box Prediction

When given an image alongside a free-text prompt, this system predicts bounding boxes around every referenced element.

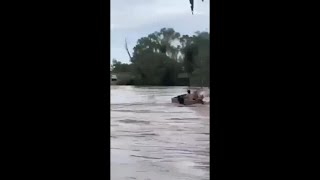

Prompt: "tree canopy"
[111,27,210,87]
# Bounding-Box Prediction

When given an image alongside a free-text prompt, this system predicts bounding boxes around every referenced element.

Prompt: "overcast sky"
[111,0,210,64]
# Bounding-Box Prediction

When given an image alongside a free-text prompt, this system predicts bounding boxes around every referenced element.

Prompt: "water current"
[111,86,210,180]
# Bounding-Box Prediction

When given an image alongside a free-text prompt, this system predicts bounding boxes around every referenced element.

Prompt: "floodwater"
[111,86,210,180]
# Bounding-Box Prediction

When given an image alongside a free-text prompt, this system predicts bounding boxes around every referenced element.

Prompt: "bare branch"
[125,38,132,61]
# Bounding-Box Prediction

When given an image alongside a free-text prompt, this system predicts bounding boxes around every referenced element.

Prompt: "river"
[111,86,210,180]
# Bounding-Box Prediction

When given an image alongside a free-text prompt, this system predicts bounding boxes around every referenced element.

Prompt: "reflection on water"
[111,86,210,180]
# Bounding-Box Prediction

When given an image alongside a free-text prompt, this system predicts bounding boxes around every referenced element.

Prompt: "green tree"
[130,29,182,85]
[111,59,131,73]
[131,52,178,86]
[113,27,210,86]
[132,28,181,61]
[182,31,210,86]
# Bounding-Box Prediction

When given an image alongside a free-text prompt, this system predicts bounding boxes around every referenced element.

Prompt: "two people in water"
[177,89,205,105]
[186,89,205,104]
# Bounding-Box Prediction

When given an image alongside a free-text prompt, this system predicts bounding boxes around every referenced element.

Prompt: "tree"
[131,52,178,85]
[182,31,210,86]
[111,27,210,86]
[132,28,181,60]
[130,28,182,85]
[111,59,131,73]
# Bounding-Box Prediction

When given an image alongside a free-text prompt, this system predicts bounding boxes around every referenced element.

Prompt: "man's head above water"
[187,90,191,94]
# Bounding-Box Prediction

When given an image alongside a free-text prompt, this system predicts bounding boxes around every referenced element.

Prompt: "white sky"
[111,0,210,64]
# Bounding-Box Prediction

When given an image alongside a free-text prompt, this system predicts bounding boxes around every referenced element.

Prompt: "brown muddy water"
[111,86,210,180]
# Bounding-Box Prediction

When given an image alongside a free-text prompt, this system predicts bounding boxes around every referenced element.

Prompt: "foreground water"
[111,86,210,180]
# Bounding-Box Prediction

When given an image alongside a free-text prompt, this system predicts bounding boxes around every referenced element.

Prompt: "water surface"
[111,86,210,180]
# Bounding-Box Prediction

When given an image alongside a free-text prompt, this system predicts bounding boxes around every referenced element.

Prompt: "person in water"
[185,90,194,100]
[198,94,205,104]
[192,90,199,100]
[192,89,205,104]
[177,89,204,104]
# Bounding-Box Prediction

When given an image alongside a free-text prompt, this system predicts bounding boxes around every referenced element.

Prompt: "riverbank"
[110,71,210,87]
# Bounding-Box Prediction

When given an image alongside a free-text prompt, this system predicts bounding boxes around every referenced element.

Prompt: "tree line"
[111,27,210,87]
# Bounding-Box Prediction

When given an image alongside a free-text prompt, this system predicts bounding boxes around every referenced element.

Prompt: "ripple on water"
[118,119,151,124]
